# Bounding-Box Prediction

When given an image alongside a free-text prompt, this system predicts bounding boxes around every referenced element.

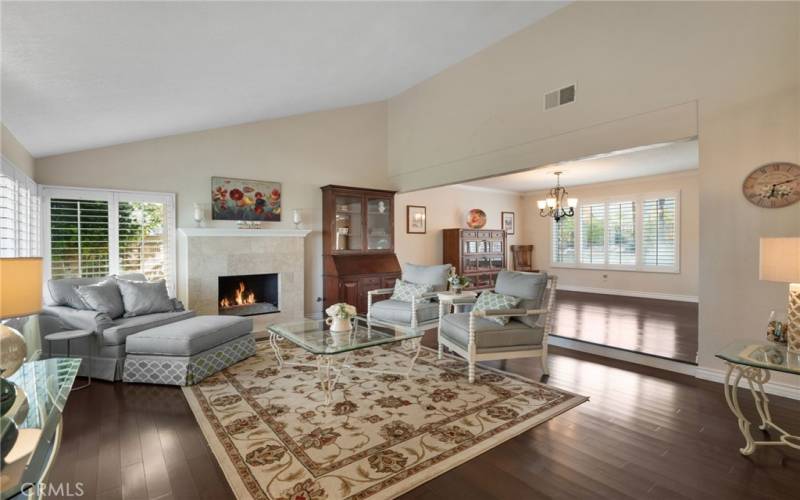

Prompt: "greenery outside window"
[43,187,176,293]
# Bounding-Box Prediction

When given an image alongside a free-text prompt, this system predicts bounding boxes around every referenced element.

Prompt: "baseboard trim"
[549,336,698,376]
[557,284,699,303]
[695,367,800,400]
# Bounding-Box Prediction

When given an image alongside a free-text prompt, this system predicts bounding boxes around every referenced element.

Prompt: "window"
[0,158,40,257]
[118,200,170,282]
[607,201,636,266]
[551,192,679,272]
[641,196,678,269]
[43,187,175,292]
[579,203,605,265]
[49,198,110,278]
[551,215,576,264]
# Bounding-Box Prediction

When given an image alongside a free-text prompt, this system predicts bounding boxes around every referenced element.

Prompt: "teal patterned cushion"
[390,280,433,303]
[473,292,521,325]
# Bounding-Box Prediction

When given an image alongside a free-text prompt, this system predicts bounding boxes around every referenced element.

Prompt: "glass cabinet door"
[366,197,392,251]
[334,195,362,251]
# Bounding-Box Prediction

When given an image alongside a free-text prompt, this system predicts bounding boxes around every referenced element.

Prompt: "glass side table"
[0,358,80,500]
[716,341,800,456]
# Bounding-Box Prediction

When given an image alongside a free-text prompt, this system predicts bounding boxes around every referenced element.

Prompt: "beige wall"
[395,185,525,267]
[1,124,35,177]
[386,1,800,381]
[23,1,800,385]
[35,101,391,314]
[523,170,699,299]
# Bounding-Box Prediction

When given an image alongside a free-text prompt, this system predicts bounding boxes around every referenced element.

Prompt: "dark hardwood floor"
[51,333,798,500]
[553,291,699,364]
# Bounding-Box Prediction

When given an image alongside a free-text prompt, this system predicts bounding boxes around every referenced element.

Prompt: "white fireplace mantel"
[179,227,311,237]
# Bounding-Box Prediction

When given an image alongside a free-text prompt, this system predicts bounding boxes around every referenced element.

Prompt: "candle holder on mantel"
[192,203,205,228]
[292,209,303,229]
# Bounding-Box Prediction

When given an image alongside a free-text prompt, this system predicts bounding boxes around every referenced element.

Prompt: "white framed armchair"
[438,271,557,382]
[367,263,452,329]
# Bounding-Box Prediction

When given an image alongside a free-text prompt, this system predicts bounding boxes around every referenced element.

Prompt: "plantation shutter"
[16,178,30,257]
[45,188,175,293]
[552,216,576,264]
[580,203,606,265]
[607,201,636,265]
[49,198,110,279]
[0,166,15,257]
[641,196,678,269]
[118,200,171,284]
[0,160,40,257]
[30,184,41,256]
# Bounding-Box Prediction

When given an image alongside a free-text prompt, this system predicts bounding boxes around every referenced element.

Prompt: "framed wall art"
[211,176,281,221]
[501,211,515,235]
[407,205,426,234]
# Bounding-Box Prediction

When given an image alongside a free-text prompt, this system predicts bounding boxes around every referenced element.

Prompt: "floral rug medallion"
[182,339,587,499]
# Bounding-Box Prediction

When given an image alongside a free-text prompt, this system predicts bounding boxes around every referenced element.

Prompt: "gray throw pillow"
[390,279,433,303]
[47,277,103,309]
[75,279,125,319]
[494,270,549,328]
[472,292,521,326]
[116,278,174,317]
[402,263,452,292]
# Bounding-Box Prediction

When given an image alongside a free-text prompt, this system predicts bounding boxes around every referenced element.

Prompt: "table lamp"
[759,238,800,353]
[0,257,43,413]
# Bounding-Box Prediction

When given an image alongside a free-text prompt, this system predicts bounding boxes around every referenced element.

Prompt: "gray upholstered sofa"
[40,273,254,384]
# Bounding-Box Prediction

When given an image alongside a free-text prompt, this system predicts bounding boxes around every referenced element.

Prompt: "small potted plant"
[325,303,357,332]
[448,268,471,295]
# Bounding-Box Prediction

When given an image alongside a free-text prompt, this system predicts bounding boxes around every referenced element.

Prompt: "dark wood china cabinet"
[442,228,507,290]
[321,185,401,313]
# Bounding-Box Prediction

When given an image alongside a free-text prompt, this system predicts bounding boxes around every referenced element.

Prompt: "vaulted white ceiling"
[459,140,699,193]
[1,1,567,157]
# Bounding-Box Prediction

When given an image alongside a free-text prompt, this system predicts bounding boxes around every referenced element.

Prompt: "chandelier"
[537,172,577,222]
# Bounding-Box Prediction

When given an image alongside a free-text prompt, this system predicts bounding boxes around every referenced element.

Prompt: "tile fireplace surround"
[178,228,311,330]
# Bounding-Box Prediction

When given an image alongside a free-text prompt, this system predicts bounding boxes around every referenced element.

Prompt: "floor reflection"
[552,291,698,364]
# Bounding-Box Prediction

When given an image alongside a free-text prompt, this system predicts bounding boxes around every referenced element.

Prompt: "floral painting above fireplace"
[211,176,281,221]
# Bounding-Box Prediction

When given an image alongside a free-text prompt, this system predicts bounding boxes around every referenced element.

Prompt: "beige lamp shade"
[0,257,43,319]
[759,238,800,283]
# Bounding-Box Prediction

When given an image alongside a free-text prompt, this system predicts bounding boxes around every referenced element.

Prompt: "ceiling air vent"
[544,84,576,110]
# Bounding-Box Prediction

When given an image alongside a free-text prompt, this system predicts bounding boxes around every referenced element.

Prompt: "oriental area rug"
[182,339,587,499]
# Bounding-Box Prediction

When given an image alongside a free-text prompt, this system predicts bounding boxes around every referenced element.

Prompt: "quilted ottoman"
[123,315,255,385]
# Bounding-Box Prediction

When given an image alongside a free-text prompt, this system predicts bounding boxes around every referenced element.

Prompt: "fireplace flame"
[220,281,256,309]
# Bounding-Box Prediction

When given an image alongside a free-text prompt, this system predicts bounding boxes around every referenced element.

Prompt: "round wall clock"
[742,162,800,208]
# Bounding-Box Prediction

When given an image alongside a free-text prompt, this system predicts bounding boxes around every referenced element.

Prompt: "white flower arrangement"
[325,302,357,319]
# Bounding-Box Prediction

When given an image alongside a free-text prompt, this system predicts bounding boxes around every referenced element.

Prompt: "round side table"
[45,329,93,390]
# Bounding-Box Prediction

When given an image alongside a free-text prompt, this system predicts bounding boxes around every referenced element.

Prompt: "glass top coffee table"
[716,341,800,455]
[267,316,424,404]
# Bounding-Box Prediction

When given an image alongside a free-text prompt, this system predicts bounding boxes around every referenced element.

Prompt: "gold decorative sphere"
[0,324,27,379]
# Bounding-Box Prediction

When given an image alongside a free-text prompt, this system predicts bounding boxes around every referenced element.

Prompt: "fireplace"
[218,273,279,316]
